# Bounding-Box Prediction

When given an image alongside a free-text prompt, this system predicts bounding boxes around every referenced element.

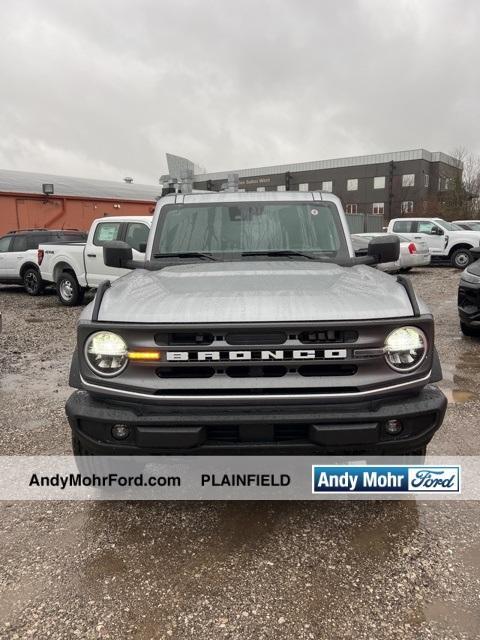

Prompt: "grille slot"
[226,365,287,378]
[299,329,358,344]
[157,366,215,379]
[155,332,214,346]
[298,365,357,377]
[225,331,287,345]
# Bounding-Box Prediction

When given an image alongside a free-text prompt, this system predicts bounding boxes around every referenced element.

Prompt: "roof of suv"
[160,190,338,205]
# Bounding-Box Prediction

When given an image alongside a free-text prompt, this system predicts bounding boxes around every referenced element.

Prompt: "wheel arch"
[19,261,41,278]
[448,243,474,256]
[53,261,78,282]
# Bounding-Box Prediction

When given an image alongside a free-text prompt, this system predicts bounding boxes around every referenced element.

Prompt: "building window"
[372,202,384,215]
[424,174,430,188]
[347,178,358,191]
[322,181,333,192]
[345,204,358,214]
[257,187,265,192]
[401,201,414,213]
[373,176,385,189]
[438,176,452,190]
[298,183,309,191]
[277,185,286,192]
[402,174,415,187]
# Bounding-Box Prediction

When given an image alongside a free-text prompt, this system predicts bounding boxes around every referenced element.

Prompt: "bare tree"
[444,147,480,218]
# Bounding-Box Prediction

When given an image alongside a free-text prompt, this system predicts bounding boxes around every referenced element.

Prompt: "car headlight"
[384,326,427,372]
[84,331,128,377]
[461,269,480,285]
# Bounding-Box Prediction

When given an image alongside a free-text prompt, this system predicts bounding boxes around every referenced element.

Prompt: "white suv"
[0,228,87,294]
[387,217,480,268]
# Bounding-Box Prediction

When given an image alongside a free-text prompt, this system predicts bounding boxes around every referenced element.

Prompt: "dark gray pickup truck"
[66,191,446,456]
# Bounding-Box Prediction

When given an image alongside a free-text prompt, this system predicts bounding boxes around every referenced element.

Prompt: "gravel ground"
[0,269,479,639]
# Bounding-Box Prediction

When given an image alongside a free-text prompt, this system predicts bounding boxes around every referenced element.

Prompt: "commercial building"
[0,169,161,235]
[191,149,462,221]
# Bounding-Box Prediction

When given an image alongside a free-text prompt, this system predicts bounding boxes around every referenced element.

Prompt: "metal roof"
[0,168,163,201]
[194,149,463,182]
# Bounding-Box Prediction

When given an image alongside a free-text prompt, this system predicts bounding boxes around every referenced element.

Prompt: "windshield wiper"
[153,252,217,261]
[241,250,331,261]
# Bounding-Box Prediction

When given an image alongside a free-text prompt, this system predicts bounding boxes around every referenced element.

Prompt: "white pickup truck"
[38,216,152,305]
[387,217,480,268]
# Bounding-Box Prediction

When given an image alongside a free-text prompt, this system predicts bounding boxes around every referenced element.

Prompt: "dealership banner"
[0,456,478,500]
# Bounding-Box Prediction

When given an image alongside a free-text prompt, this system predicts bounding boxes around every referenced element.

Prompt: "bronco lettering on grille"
[166,349,348,362]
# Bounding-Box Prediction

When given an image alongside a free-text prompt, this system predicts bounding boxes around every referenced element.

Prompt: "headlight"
[84,331,128,377]
[384,326,427,372]
[461,269,480,284]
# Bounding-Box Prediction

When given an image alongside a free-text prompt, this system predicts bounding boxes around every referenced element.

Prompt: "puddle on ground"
[421,600,480,636]
[440,387,476,404]
[438,360,478,404]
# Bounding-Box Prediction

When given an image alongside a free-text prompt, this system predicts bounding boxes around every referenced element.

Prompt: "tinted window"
[11,235,28,252]
[58,233,87,242]
[392,220,414,233]
[125,223,149,252]
[93,222,121,246]
[0,236,12,252]
[26,235,41,250]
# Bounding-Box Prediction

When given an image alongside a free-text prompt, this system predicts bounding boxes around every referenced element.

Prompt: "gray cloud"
[0,0,478,183]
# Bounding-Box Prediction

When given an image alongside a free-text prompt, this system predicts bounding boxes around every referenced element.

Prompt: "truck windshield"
[153,201,349,261]
[436,220,462,231]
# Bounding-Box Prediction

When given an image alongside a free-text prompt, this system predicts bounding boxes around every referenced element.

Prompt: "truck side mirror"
[431,227,443,235]
[103,241,133,269]
[367,235,400,264]
[138,242,147,254]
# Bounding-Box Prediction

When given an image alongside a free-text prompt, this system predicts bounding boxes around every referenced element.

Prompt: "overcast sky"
[0,0,478,184]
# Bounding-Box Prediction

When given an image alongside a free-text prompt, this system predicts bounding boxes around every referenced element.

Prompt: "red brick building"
[0,169,161,235]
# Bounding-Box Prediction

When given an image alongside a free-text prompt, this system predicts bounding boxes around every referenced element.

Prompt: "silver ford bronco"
[66,191,446,455]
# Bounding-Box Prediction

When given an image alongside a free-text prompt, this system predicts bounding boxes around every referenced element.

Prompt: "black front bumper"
[66,386,447,455]
[458,280,480,327]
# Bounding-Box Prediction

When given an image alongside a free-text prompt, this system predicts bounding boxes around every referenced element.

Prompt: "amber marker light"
[127,351,162,362]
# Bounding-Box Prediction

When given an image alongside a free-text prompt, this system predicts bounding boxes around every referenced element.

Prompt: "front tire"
[56,272,84,306]
[23,267,44,296]
[460,321,480,337]
[451,248,473,269]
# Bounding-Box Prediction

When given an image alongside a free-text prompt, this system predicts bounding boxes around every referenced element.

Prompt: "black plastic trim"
[91,280,111,322]
[396,275,420,317]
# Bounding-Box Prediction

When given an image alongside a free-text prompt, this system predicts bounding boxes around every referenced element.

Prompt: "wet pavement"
[1,268,480,639]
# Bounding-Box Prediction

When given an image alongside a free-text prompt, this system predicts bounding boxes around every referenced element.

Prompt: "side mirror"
[367,236,400,264]
[431,227,443,236]
[138,242,147,254]
[103,241,133,269]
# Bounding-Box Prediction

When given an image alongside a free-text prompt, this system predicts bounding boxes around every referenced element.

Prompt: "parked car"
[0,228,87,295]
[453,220,480,232]
[66,191,446,458]
[38,216,152,306]
[387,217,480,268]
[351,233,430,272]
[457,248,480,336]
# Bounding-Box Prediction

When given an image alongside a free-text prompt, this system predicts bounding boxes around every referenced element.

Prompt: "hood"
[93,261,418,324]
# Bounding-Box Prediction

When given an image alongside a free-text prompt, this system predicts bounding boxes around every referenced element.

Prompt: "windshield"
[436,220,462,231]
[462,221,480,231]
[152,202,349,261]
